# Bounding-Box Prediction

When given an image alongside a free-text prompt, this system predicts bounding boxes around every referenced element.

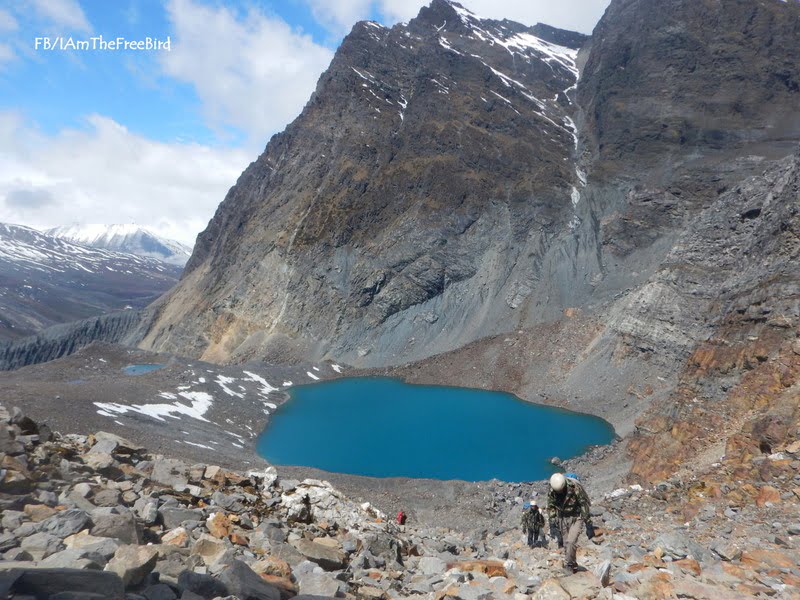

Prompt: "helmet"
[531,500,538,507]
[550,473,566,492]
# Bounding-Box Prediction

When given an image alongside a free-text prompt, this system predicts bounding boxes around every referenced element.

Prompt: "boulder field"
[2,403,799,599]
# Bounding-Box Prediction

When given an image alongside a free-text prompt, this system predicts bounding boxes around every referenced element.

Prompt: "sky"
[0,0,611,246]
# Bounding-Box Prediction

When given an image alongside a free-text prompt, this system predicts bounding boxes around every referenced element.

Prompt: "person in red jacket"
[396,511,407,525]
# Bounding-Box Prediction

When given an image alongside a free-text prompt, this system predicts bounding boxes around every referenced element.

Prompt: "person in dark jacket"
[547,473,595,573]
[521,500,545,547]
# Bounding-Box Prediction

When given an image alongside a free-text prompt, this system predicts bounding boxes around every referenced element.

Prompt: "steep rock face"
[142,0,589,365]
[141,0,800,382]
[0,310,146,371]
[578,0,800,176]
[625,151,800,483]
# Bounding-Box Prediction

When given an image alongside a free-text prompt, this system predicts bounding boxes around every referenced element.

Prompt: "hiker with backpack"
[547,473,595,574]
[521,500,545,547]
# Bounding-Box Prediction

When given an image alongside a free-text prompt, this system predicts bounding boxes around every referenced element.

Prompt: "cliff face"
[140,0,800,409]
[579,0,800,176]
[140,0,591,365]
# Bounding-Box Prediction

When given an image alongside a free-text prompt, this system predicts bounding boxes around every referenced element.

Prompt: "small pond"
[122,364,164,376]
[257,377,614,482]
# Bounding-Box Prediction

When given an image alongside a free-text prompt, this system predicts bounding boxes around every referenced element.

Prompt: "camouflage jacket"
[521,507,544,531]
[547,479,591,522]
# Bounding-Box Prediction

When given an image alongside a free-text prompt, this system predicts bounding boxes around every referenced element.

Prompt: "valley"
[1,0,799,597]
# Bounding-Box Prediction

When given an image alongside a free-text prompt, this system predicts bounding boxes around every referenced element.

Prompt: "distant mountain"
[0,223,181,339]
[47,224,192,266]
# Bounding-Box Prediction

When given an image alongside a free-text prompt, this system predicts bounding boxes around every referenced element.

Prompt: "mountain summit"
[140,1,590,364]
[47,224,192,267]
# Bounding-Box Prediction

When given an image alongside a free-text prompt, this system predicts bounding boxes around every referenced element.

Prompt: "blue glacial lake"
[123,364,164,376]
[257,378,614,482]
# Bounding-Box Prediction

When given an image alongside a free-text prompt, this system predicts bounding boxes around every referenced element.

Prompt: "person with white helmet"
[521,500,545,548]
[547,472,595,574]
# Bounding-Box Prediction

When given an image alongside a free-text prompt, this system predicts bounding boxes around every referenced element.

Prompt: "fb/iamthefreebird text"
[34,36,172,52]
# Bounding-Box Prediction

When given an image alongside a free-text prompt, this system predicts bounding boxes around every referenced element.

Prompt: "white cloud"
[0,111,250,246]
[0,9,18,31]
[305,0,372,34]
[0,43,15,68]
[161,0,334,145]
[30,0,91,33]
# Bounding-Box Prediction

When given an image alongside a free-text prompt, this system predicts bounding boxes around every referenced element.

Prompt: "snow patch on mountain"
[47,224,192,267]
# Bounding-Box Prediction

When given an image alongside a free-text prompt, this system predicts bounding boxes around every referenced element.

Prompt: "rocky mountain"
[0,0,797,519]
[139,0,799,377]
[47,224,192,267]
[131,0,799,489]
[0,223,181,339]
[140,0,591,364]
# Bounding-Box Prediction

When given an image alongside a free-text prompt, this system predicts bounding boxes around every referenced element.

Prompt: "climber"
[396,510,407,525]
[521,500,545,547]
[547,472,595,574]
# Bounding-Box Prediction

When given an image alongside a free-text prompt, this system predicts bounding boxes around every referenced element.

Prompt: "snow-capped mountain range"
[0,223,181,339]
[47,224,193,266]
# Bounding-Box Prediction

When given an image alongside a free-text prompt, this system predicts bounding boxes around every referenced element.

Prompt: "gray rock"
[291,539,346,571]
[20,531,65,559]
[2,509,27,530]
[106,544,159,586]
[151,458,189,490]
[66,490,97,512]
[418,556,447,576]
[297,572,343,597]
[177,571,229,599]
[94,431,144,454]
[160,506,203,529]
[90,507,140,544]
[142,502,159,525]
[0,568,125,599]
[39,547,105,569]
[143,583,178,600]
[217,560,282,600]
[88,438,119,456]
[212,491,246,512]
[788,523,800,536]
[92,488,122,507]
[594,559,612,587]
[711,540,742,562]
[0,531,19,553]
[39,509,91,539]
[3,547,33,561]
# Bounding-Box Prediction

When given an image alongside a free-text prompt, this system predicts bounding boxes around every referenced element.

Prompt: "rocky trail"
[2,403,799,599]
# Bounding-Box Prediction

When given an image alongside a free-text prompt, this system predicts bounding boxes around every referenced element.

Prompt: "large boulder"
[159,506,203,529]
[105,544,159,586]
[151,458,190,490]
[20,532,65,559]
[90,507,140,544]
[217,559,282,600]
[296,572,344,597]
[39,509,91,539]
[291,539,346,571]
[281,480,385,530]
[177,571,229,599]
[0,568,125,599]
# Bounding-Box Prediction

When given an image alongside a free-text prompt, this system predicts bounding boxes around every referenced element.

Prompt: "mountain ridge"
[47,223,192,267]
[0,223,181,339]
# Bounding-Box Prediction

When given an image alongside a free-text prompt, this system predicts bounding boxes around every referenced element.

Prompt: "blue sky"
[0,0,610,245]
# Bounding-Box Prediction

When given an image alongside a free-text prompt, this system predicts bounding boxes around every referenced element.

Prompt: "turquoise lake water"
[123,364,164,376]
[257,378,615,482]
